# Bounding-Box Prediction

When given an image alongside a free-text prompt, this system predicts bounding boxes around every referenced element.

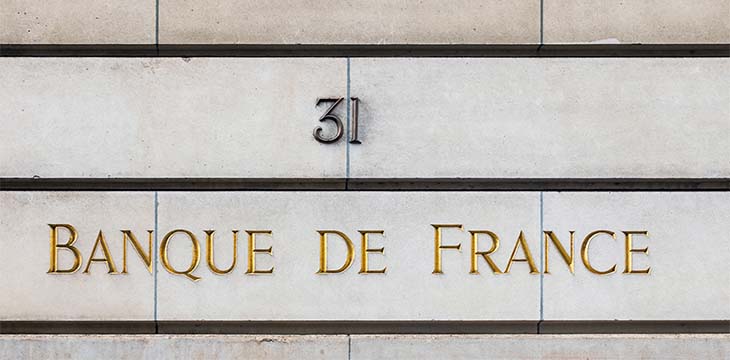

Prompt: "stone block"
[542,192,730,320]
[0,192,155,320]
[543,0,730,44]
[0,58,346,178]
[349,58,730,178]
[156,191,541,321]
[350,334,730,359]
[0,0,154,44]
[159,0,539,44]
[0,335,348,359]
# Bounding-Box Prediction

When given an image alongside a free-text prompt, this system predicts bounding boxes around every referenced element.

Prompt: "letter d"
[317,230,355,273]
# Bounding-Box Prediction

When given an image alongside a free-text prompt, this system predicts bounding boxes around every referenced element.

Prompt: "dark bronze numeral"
[349,97,361,144]
[313,97,344,144]
[313,97,362,144]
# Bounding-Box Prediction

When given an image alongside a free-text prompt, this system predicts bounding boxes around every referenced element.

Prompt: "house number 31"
[313,97,361,144]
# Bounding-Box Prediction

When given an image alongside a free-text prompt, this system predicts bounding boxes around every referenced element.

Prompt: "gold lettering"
[581,230,617,275]
[246,230,273,274]
[543,231,575,274]
[205,230,238,275]
[121,230,153,274]
[47,224,82,274]
[432,224,463,274]
[504,231,538,274]
[317,230,355,273]
[469,230,502,274]
[83,230,118,274]
[623,230,650,274]
[160,229,201,281]
[359,230,386,274]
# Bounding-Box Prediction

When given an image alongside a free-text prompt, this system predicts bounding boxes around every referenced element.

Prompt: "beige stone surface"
[3,0,728,45]
[1,191,728,322]
[0,335,348,359]
[0,192,155,320]
[351,334,730,359]
[0,58,346,178]
[542,192,730,320]
[156,192,541,321]
[5,58,728,180]
[0,334,726,359]
[0,0,154,44]
[349,58,730,178]
[544,0,730,44]
[159,0,539,44]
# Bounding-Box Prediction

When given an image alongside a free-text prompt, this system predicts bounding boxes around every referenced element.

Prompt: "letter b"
[48,224,82,274]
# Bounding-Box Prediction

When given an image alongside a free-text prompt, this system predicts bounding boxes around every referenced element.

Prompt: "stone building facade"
[1,1,729,358]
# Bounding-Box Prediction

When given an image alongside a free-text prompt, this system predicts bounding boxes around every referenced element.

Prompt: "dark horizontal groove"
[1,44,728,57]
[538,321,730,334]
[2,178,730,191]
[1,321,727,335]
[0,178,347,191]
[158,321,536,335]
[347,178,730,191]
[0,322,156,335]
[0,44,157,57]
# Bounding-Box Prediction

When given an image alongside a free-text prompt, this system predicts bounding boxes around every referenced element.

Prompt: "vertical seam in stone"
[537,0,544,54]
[154,191,159,332]
[155,0,160,52]
[348,334,352,359]
[539,191,544,325]
[345,57,351,186]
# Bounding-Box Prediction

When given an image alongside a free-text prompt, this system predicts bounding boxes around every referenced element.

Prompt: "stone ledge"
[2,178,730,191]
[0,334,727,359]
[0,335,348,360]
[2,44,728,57]
[1,321,728,335]
[352,334,730,359]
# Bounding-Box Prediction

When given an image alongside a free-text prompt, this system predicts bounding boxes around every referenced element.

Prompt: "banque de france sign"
[48,223,650,281]
[2,180,728,322]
